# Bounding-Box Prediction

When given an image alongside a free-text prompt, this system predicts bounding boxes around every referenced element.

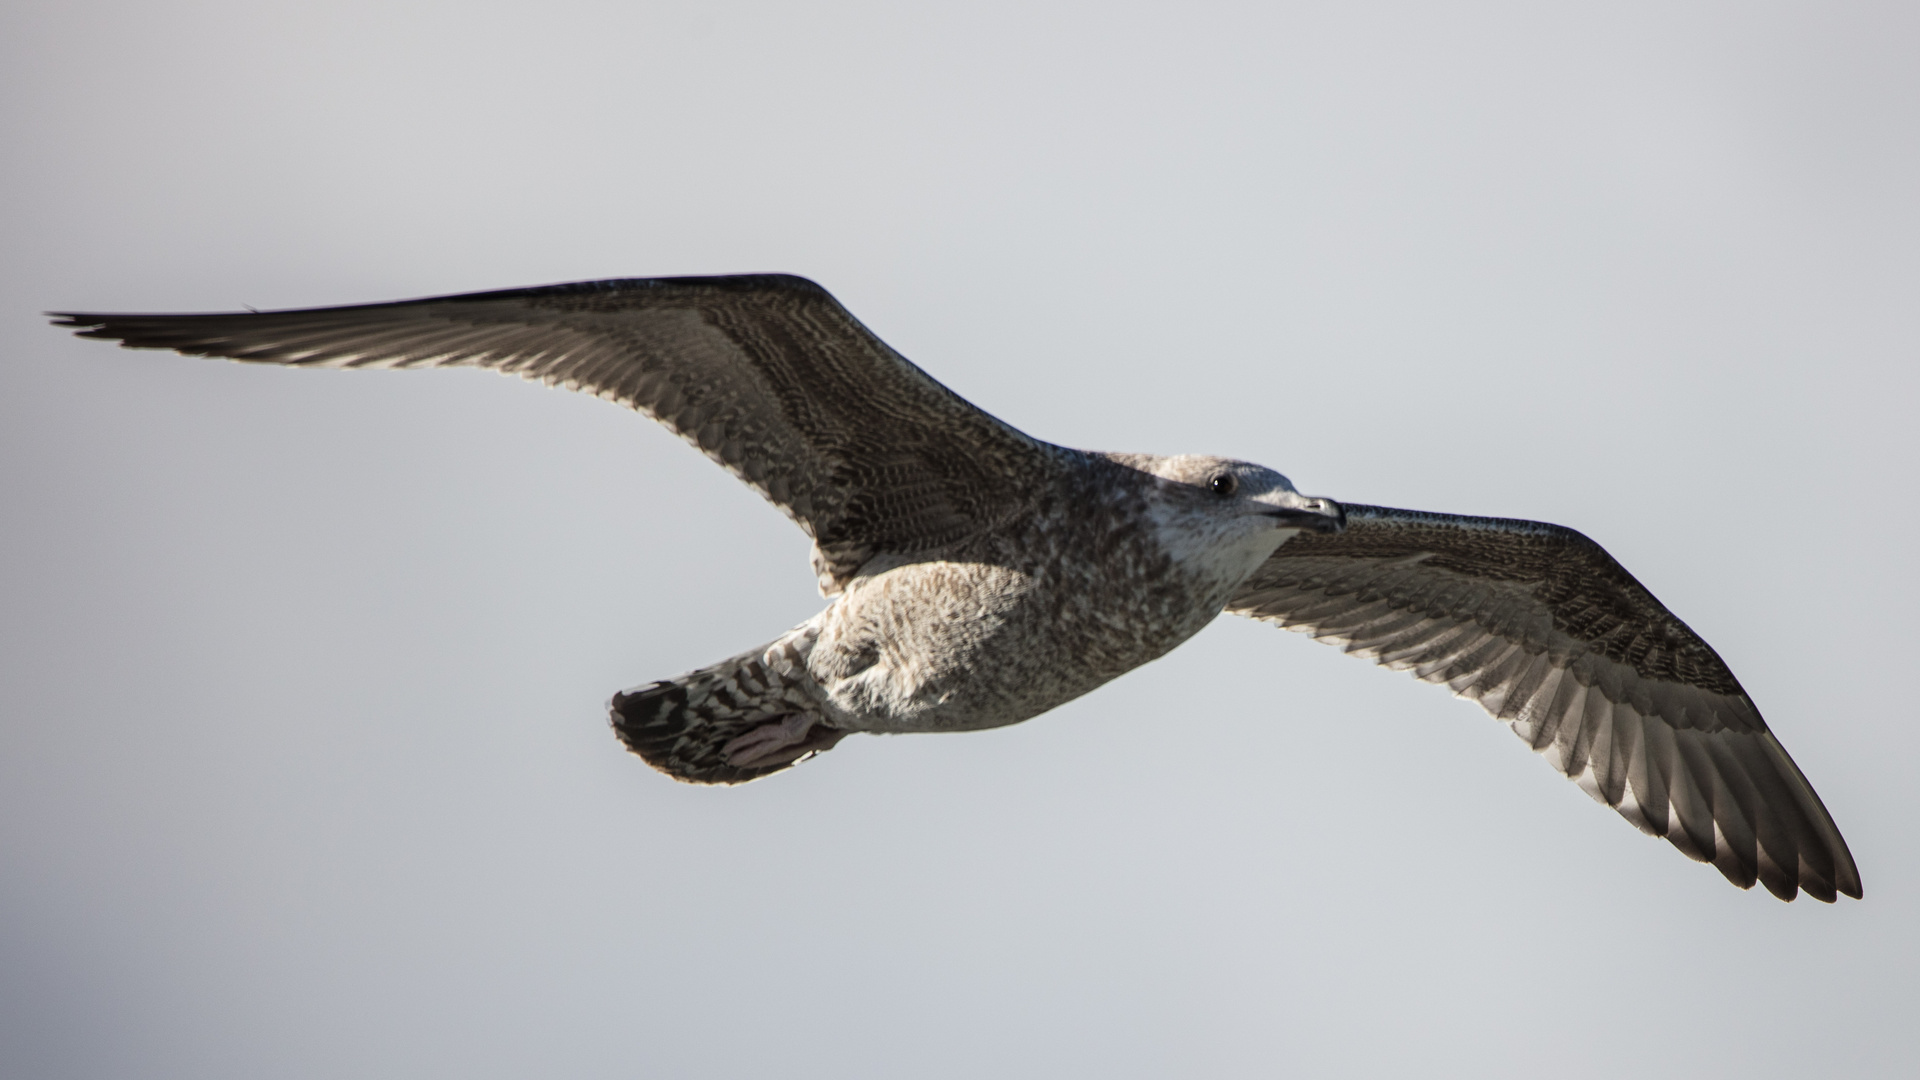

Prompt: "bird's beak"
[1264,495,1345,534]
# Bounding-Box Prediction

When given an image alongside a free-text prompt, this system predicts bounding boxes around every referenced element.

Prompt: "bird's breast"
[808,523,1228,733]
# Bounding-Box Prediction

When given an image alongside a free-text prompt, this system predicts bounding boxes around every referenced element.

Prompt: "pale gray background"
[3,2,1915,1077]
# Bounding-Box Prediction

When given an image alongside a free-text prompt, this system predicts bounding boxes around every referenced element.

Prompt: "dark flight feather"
[1228,504,1861,902]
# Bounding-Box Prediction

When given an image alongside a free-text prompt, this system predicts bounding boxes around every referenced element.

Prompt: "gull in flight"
[52,274,1862,902]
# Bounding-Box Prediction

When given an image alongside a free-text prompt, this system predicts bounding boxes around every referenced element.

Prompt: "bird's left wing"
[1225,504,1861,902]
[51,275,1070,593]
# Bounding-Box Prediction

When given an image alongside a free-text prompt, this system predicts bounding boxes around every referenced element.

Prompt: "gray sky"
[4,2,1916,1076]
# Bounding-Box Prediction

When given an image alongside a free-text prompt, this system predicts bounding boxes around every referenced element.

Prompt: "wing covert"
[1227,504,1861,902]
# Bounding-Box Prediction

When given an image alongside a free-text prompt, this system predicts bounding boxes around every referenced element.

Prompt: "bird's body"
[621,450,1331,778]
[51,273,1863,902]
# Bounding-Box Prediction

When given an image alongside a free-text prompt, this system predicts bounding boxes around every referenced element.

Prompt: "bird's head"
[1127,454,1345,584]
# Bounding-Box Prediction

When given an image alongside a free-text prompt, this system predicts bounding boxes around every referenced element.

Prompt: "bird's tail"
[609,625,848,785]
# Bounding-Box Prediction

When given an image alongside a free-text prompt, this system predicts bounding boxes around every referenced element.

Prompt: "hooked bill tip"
[1267,500,1344,533]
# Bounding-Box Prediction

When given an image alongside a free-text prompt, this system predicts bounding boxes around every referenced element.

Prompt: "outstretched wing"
[1227,504,1861,902]
[51,275,1067,591]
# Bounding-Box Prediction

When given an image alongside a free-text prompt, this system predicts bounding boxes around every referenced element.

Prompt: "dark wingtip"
[1758,875,1800,903]
[1756,864,1860,904]
[47,312,143,345]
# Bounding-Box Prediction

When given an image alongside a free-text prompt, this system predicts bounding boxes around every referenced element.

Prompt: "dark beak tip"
[1267,503,1346,534]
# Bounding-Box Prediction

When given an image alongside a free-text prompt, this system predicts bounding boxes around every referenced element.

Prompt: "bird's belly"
[808,557,1217,733]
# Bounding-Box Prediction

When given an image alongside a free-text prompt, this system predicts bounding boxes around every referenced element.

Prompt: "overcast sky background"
[4,2,1917,1077]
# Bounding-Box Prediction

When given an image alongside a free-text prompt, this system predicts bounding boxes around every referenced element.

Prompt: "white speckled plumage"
[51,273,1861,902]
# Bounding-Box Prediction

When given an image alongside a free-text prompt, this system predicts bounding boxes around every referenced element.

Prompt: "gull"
[51,274,1862,902]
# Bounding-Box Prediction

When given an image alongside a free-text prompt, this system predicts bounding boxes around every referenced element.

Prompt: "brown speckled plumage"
[51,274,1861,902]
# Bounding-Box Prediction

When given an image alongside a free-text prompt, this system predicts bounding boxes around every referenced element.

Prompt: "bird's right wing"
[1227,504,1861,902]
[52,275,1071,592]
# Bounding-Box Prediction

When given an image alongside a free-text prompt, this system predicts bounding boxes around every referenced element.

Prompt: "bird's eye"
[1209,474,1237,497]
